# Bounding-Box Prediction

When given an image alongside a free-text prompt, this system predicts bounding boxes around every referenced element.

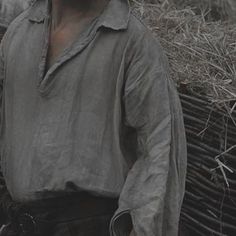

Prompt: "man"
[0,0,187,235]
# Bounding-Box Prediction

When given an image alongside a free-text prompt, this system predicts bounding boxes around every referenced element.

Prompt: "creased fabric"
[110,27,187,236]
[0,0,31,28]
[0,38,8,226]
[0,0,187,235]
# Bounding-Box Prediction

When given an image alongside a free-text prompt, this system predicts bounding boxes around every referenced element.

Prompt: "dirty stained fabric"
[0,0,187,235]
[0,0,31,28]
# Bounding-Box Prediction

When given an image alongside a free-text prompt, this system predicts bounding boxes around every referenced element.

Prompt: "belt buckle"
[18,213,36,234]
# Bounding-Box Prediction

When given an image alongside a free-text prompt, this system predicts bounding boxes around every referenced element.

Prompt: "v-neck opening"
[36,0,112,95]
[37,15,100,95]
[44,16,100,76]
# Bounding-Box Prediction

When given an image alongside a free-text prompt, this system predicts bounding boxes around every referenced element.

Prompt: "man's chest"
[47,22,87,70]
[5,24,127,99]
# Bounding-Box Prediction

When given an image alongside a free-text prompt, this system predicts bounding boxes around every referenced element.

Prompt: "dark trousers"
[0,193,118,236]
[52,213,112,236]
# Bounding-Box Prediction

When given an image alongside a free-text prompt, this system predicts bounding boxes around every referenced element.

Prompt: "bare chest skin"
[46,17,93,70]
[46,0,110,71]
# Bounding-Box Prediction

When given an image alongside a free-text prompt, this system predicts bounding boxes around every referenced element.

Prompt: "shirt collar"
[99,0,130,30]
[27,0,48,23]
[27,0,130,30]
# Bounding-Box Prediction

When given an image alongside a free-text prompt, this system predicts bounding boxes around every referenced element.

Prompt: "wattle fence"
[180,91,236,236]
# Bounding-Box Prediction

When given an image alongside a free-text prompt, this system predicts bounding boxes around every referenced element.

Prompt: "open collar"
[27,0,48,23]
[98,0,130,30]
[27,0,130,30]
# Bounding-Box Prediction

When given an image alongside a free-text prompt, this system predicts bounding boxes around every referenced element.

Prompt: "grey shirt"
[0,0,31,28]
[0,0,187,235]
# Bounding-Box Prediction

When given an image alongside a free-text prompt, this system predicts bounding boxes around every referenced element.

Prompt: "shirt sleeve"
[110,29,187,236]
[0,39,8,225]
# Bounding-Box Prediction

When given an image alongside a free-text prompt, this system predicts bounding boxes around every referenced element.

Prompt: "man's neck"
[51,0,109,28]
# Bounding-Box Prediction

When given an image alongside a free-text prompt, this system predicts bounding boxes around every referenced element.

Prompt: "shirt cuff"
[110,210,133,236]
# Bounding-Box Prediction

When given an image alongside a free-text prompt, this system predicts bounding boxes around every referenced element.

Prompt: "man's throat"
[47,0,109,70]
[50,0,110,28]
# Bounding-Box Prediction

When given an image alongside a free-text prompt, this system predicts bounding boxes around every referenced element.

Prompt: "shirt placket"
[37,16,100,97]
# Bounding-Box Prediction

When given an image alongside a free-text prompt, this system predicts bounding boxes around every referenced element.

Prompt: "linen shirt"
[0,0,31,28]
[0,0,187,235]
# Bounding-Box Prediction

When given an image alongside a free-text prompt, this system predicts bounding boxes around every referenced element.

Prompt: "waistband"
[10,192,118,235]
[24,192,118,211]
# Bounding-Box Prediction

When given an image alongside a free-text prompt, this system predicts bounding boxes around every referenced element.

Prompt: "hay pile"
[131,1,236,235]
[171,0,236,21]
[132,0,236,106]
